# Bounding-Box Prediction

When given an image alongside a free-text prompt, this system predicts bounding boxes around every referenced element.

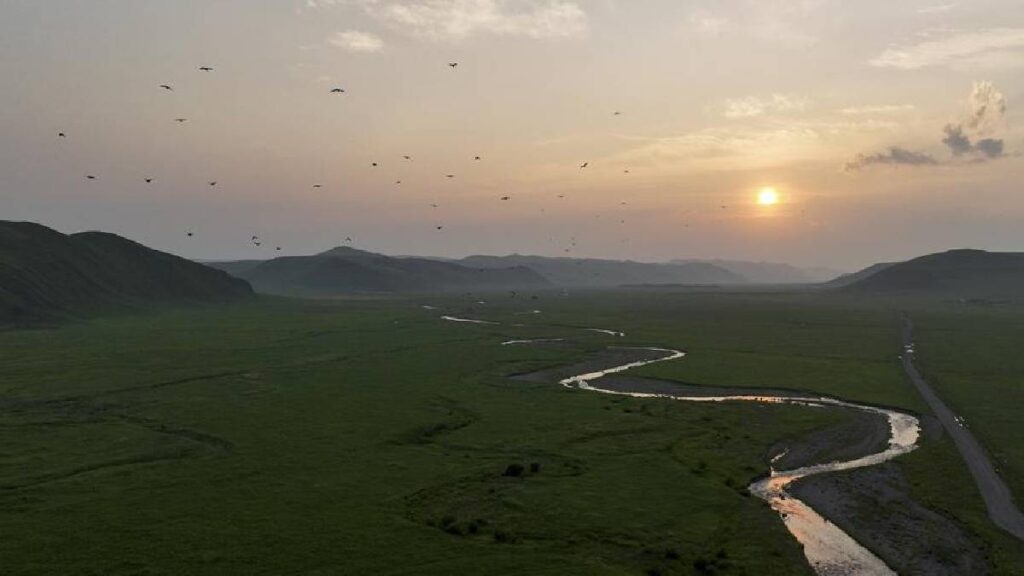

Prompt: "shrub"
[503,463,525,477]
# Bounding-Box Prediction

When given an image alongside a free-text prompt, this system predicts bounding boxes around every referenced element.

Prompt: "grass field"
[2,292,1023,574]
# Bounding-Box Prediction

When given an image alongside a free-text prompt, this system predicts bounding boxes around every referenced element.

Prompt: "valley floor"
[1,292,1022,574]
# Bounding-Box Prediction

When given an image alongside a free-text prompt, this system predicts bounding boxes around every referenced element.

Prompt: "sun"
[757,187,779,206]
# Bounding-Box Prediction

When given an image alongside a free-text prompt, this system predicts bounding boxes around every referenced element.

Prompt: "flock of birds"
[57,62,652,257]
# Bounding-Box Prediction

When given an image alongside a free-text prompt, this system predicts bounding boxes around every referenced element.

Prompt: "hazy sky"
[2,1,1023,269]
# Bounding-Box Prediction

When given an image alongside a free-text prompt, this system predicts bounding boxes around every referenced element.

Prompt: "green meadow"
[2,293,1023,574]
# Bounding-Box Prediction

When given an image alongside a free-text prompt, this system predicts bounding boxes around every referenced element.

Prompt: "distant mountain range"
[671,259,843,284]
[0,221,252,323]
[6,220,1023,313]
[207,247,551,296]
[459,254,746,288]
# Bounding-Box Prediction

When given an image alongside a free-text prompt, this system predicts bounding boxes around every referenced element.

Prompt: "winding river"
[440,314,921,575]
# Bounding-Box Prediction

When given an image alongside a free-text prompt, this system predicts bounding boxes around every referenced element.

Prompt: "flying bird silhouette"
[199,66,213,71]
[174,118,187,123]
[403,155,412,160]
[580,162,588,169]
[474,156,481,160]
[145,178,153,183]
[613,111,621,116]
[86,175,96,180]
[159,84,173,91]
[330,88,345,93]
[208,181,217,186]
[396,180,402,184]
[436,226,444,230]
[186,231,193,237]
[448,63,458,68]
[446,174,455,178]
[500,196,510,201]
[372,162,378,167]
[58,132,66,138]
[312,184,322,188]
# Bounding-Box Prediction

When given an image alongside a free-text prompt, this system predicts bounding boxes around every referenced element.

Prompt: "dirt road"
[902,317,1024,540]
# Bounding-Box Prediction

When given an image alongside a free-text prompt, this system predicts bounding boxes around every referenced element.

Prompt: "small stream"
[438,313,920,574]
[561,346,919,576]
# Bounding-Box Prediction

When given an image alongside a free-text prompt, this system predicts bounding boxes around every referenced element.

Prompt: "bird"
[208,181,217,186]
[345,236,352,242]
[395,180,402,185]
[474,156,481,160]
[403,155,412,160]
[580,162,589,169]
[58,132,66,138]
[145,178,153,183]
[500,196,510,201]
[372,162,378,167]
[330,88,345,93]
[199,66,213,71]
[623,169,630,174]
[430,203,439,208]
[613,111,621,116]
[174,118,187,123]
[557,194,565,198]
[186,231,193,237]
[448,62,458,69]
[446,174,455,178]
[436,226,444,230]
[275,246,281,251]
[159,84,173,91]
[86,175,96,180]
[312,184,322,188]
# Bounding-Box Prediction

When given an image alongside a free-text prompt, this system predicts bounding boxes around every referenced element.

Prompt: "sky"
[1,0,1023,270]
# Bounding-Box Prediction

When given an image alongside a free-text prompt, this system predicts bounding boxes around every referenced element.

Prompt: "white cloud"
[840,104,916,115]
[344,0,587,42]
[686,1,831,48]
[870,28,1024,69]
[721,94,809,119]
[917,3,957,14]
[328,30,385,52]
[689,12,729,37]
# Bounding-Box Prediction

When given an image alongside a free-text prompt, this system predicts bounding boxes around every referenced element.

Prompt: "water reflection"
[561,347,919,576]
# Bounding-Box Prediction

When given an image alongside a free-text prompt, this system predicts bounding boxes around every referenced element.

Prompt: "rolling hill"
[840,249,1024,298]
[0,221,253,323]
[459,254,746,287]
[208,247,552,296]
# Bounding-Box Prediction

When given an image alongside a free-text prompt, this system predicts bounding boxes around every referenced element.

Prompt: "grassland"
[2,292,1023,574]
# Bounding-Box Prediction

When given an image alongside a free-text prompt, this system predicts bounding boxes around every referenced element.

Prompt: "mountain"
[0,221,253,323]
[671,259,844,284]
[459,254,746,287]
[208,247,551,296]
[839,249,1024,298]
[823,262,896,289]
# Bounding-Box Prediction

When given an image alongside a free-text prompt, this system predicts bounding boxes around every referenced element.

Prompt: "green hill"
[208,247,552,296]
[0,221,252,323]
[840,249,1024,299]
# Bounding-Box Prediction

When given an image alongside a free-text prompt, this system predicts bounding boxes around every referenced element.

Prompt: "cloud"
[328,30,385,52]
[840,104,916,115]
[686,1,831,48]
[343,0,587,42]
[917,3,957,14]
[869,28,1024,70]
[844,147,938,171]
[941,124,973,155]
[847,82,1008,170]
[721,94,809,119]
[965,80,1006,134]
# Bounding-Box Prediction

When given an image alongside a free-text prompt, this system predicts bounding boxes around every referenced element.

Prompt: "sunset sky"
[2,0,1022,270]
